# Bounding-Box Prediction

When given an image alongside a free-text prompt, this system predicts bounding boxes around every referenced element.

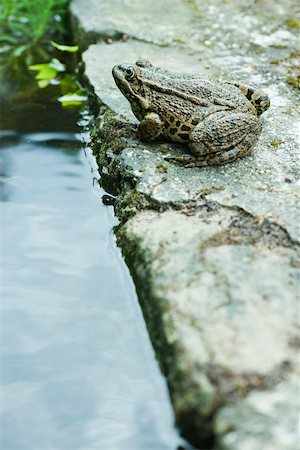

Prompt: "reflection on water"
[0,101,185,450]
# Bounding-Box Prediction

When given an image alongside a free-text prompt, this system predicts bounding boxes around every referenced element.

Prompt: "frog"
[112,58,270,167]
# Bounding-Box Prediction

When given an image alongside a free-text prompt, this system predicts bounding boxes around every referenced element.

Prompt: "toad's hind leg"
[166,112,262,167]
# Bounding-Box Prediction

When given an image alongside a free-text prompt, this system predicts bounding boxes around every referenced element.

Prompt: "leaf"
[48,57,65,72]
[12,44,27,57]
[0,34,18,44]
[28,57,65,86]
[29,63,49,71]
[57,91,87,107]
[50,40,79,53]
[58,92,87,102]
[29,62,58,81]
[0,44,11,55]
[59,73,78,93]
[38,79,50,88]
[35,66,58,80]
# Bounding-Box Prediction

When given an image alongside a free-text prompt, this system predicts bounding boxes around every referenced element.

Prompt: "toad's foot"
[137,112,164,141]
[228,82,270,116]
[165,146,251,167]
[164,154,207,167]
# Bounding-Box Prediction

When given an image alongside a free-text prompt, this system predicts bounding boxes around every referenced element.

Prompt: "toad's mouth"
[112,65,138,100]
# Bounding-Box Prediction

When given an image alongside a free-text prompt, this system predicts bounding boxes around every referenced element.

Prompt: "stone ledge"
[71,1,300,448]
[117,208,299,448]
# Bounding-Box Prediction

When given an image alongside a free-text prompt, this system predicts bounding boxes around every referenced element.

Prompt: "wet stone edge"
[86,99,299,447]
[89,104,300,252]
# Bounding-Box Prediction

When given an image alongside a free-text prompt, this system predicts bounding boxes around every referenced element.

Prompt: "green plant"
[29,41,87,108]
[0,0,69,68]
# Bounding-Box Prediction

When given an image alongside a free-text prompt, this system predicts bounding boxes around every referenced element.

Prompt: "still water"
[0,99,185,450]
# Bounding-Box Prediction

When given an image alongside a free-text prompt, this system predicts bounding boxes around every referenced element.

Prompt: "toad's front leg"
[138,112,164,142]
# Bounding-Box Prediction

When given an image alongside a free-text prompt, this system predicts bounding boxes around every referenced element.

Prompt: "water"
[0,98,185,450]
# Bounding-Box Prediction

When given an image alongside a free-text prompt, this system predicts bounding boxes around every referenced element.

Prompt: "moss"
[270,140,284,148]
[288,50,300,59]
[116,224,177,375]
[89,105,137,194]
[116,222,216,448]
[115,189,152,221]
[172,37,186,44]
[156,162,169,173]
[269,50,300,90]
[183,0,205,17]
[285,18,300,29]
[89,105,186,221]
[286,74,300,89]
[90,107,135,166]
[285,51,300,89]
[269,44,288,49]
[282,107,295,115]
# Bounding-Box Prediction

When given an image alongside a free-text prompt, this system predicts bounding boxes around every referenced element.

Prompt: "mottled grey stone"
[118,209,299,448]
[70,0,194,46]
[82,42,299,240]
[214,374,300,450]
[71,0,300,448]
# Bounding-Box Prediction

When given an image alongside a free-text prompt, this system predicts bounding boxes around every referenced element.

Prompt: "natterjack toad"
[112,59,270,166]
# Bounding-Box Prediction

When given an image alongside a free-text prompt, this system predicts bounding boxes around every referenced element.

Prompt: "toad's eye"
[125,66,135,80]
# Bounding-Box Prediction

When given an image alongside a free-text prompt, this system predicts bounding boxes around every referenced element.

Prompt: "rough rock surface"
[70,1,300,448]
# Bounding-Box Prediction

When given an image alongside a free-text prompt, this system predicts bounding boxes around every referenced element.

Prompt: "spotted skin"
[230,82,270,116]
[165,118,193,142]
[112,60,271,166]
